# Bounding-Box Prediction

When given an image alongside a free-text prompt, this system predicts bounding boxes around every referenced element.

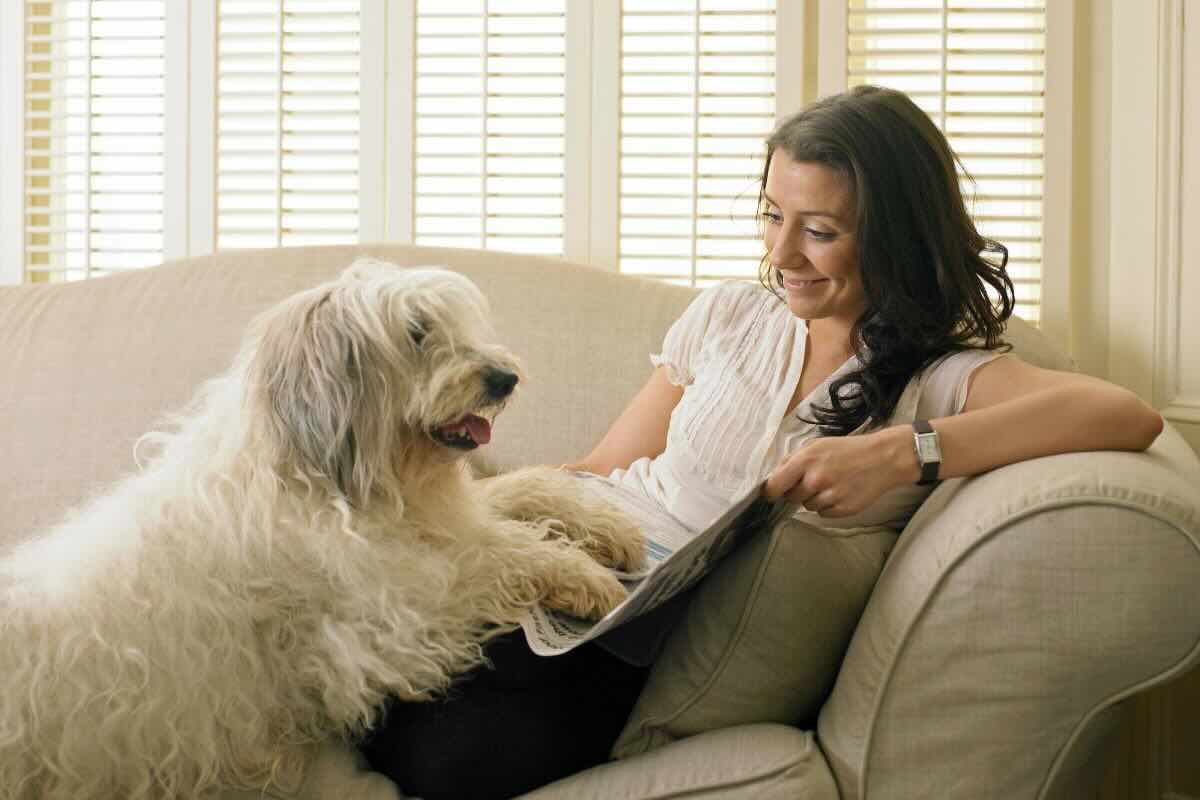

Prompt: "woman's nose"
[769,228,805,268]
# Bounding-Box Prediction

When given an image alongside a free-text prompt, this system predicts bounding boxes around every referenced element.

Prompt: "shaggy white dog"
[0,259,645,800]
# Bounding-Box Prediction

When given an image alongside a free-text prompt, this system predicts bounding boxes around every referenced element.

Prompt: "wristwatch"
[912,420,942,486]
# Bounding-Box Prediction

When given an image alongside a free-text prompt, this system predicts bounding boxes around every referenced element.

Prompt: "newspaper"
[519,473,789,656]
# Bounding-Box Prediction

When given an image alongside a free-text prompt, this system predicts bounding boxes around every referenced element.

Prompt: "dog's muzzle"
[430,368,517,451]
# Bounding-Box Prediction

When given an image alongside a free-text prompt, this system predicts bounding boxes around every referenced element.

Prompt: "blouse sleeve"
[917,348,1012,420]
[650,281,758,387]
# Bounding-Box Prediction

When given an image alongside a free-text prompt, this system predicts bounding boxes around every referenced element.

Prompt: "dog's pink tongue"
[465,415,492,445]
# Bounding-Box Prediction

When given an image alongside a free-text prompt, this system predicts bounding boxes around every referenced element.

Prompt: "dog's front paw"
[569,512,647,574]
[542,559,627,621]
[486,465,648,573]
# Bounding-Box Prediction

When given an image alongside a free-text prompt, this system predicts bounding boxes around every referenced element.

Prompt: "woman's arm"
[561,365,684,476]
[905,356,1163,481]
[766,356,1164,515]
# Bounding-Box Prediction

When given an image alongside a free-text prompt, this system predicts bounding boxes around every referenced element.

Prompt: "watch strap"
[912,419,941,486]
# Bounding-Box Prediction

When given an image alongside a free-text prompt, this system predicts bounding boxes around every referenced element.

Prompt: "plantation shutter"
[412,0,567,255]
[618,0,776,287]
[215,0,362,251]
[845,0,1047,323]
[22,0,167,281]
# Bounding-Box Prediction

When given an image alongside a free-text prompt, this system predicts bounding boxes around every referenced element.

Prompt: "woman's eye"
[806,228,836,241]
[761,210,782,224]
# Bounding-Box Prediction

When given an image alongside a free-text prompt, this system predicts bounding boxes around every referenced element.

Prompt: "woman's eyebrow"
[762,193,841,220]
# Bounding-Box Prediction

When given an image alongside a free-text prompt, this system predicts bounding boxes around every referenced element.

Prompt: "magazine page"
[519,475,787,656]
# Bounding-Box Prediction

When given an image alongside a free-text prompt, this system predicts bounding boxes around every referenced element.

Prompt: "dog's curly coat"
[0,259,644,800]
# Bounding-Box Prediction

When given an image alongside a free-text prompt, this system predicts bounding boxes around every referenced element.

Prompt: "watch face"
[916,434,941,461]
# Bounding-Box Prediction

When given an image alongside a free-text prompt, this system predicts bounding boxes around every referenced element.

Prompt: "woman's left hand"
[764,426,914,517]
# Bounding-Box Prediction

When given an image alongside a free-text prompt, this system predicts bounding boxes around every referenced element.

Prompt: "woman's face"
[762,151,865,330]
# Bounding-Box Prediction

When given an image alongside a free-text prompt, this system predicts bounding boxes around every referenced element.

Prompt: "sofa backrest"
[0,244,1070,547]
[0,245,697,545]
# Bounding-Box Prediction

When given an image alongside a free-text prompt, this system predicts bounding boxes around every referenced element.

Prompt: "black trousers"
[358,631,649,800]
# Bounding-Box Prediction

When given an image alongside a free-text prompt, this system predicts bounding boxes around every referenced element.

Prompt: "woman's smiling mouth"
[781,275,829,291]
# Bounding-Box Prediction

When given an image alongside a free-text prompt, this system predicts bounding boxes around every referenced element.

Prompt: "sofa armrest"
[817,424,1200,800]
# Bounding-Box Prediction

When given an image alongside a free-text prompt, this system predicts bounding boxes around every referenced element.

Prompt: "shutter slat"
[215,0,361,250]
[848,1,1047,323]
[617,2,776,285]
[413,1,567,255]
[21,0,167,281]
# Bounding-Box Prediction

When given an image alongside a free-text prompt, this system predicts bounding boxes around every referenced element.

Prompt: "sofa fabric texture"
[2,244,1199,800]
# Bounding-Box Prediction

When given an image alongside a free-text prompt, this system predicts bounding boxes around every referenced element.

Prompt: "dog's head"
[244,258,523,505]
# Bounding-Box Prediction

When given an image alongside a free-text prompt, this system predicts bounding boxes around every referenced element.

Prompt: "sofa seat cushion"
[520,723,837,800]
[206,740,402,799]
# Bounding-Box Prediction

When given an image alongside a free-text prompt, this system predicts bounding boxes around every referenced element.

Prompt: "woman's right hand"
[765,425,914,517]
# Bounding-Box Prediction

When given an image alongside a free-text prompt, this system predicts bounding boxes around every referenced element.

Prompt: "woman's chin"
[783,293,828,320]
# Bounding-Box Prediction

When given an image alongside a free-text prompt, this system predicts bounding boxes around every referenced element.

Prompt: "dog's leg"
[530,537,629,620]
[483,466,646,573]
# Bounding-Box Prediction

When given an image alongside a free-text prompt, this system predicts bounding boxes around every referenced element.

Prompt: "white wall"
[1072,0,1199,455]
[1070,0,1110,381]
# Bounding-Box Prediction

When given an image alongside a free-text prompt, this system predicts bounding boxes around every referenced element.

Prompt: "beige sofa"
[3,243,1199,800]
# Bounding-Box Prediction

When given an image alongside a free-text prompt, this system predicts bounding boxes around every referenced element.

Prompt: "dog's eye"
[408,322,428,347]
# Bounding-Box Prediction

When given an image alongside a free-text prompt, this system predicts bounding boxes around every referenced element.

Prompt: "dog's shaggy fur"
[0,260,644,800]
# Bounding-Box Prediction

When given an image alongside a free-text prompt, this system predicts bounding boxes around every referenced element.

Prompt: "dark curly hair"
[757,85,1015,436]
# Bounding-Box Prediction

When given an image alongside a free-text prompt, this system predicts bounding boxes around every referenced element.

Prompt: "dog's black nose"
[484,368,519,399]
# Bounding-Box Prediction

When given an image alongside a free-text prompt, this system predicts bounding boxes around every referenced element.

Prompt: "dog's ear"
[248,285,397,506]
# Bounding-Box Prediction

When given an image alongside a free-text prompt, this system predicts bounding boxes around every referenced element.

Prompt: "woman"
[575,85,1161,528]
[361,85,1163,799]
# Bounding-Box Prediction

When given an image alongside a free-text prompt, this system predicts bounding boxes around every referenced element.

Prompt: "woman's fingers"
[765,454,807,501]
[769,434,895,518]
[805,488,836,512]
[765,439,821,502]
[787,486,837,514]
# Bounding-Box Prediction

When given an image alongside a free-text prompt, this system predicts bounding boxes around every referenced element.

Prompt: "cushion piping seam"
[634,742,817,800]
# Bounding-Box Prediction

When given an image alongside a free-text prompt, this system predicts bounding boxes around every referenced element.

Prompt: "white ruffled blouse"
[608,281,1007,533]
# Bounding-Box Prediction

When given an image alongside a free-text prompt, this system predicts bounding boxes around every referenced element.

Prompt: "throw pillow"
[611,517,897,758]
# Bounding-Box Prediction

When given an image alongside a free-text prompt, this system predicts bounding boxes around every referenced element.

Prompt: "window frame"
[1,1,27,285]
[0,0,1072,320]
